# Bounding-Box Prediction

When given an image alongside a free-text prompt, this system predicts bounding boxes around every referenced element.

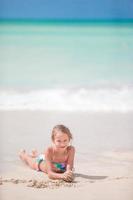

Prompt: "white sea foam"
[0,87,133,112]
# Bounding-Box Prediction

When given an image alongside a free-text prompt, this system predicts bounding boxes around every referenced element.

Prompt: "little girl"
[19,124,75,182]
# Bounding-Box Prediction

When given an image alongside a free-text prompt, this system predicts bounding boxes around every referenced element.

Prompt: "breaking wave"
[0,86,133,112]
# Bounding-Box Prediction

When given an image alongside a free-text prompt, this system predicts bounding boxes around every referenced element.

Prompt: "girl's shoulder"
[45,146,53,154]
[67,145,75,152]
[44,146,54,160]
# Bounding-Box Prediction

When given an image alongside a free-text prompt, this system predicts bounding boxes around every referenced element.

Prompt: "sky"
[0,0,133,20]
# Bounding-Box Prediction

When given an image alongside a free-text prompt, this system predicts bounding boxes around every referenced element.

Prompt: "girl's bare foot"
[19,149,26,162]
[30,149,38,158]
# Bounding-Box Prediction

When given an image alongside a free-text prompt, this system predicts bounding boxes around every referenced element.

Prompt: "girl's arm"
[66,146,75,171]
[45,148,64,180]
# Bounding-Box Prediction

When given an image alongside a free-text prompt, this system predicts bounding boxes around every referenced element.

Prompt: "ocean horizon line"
[0,18,133,26]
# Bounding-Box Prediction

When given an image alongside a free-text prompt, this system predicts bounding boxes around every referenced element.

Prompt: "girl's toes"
[19,149,26,160]
[31,149,38,157]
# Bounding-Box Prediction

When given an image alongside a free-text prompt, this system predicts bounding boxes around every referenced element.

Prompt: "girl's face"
[53,131,70,149]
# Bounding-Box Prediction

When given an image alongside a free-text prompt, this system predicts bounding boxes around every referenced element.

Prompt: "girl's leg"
[19,150,38,170]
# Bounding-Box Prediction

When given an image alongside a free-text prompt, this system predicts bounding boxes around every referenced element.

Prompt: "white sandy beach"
[0,111,133,200]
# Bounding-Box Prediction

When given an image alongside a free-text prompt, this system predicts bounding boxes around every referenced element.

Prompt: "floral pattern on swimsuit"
[36,154,66,172]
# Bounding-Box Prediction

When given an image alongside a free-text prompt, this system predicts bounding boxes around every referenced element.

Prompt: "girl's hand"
[62,170,74,182]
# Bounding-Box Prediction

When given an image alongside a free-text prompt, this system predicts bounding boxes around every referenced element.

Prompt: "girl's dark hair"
[51,124,73,141]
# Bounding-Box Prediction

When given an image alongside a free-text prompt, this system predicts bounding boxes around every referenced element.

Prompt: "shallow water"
[0,21,133,112]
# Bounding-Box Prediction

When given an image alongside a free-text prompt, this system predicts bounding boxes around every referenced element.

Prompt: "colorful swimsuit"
[36,154,66,172]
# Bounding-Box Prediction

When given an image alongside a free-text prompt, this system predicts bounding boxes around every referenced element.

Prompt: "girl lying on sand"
[19,124,75,182]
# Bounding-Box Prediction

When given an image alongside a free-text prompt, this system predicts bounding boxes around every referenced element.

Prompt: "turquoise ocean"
[0,20,133,112]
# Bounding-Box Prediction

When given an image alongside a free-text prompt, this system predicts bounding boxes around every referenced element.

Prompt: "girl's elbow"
[47,171,54,179]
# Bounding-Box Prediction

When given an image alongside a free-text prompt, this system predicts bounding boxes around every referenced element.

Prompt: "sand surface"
[0,111,133,199]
